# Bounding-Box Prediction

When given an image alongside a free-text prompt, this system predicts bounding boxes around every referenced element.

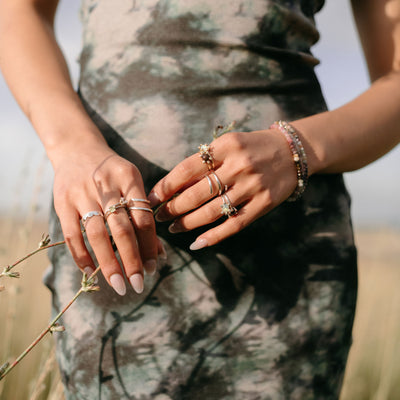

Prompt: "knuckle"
[204,205,217,221]
[86,226,106,243]
[111,222,132,240]
[133,215,154,232]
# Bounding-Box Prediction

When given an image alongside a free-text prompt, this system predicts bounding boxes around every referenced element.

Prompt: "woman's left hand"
[148,128,299,250]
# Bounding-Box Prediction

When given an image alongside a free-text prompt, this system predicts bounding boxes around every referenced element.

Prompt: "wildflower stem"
[0,266,100,381]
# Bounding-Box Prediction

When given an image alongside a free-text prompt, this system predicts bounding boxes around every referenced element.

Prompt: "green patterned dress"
[45,1,358,398]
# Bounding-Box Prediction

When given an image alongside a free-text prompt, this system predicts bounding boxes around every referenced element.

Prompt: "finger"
[127,198,157,276]
[59,207,96,273]
[84,208,130,295]
[148,153,214,207]
[167,189,245,233]
[155,173,222,222]
[189,197,272,250]
[104,199,144,294]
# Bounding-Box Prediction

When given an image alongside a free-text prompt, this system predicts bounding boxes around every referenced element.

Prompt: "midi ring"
[209,171,228,196]
[81,211,104,226]
[128,206,154,214]
[104,197,128,220]
[198,143,214,170]
[129,198,150,205]
[220,193,237,217]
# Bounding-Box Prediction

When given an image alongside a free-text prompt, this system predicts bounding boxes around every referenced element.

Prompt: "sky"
[0,0,399,228]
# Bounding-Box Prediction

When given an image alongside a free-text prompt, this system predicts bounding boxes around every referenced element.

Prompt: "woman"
[0,0,399,398]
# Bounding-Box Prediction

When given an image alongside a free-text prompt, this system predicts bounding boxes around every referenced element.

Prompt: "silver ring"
[209,171,227,196]
[128,206,154,214]
[129,198,150,204]
[205,175,214,195]
[81,211,104,226]
[104,197,128,220]
[220,193,237,217]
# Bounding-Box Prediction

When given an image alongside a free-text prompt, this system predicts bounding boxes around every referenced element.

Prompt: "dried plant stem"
[0,240,65,279]
[0,266,100,381]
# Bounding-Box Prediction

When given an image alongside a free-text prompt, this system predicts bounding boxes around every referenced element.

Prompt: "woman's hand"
[149,129,298,250]
[52,139,158,295]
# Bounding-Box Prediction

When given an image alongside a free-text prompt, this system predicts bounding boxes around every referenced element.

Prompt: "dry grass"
[0,215,399,399]
[341,228,400,400]
[0,216,62,400]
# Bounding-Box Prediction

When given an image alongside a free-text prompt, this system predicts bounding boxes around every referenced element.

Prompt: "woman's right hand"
[52,138,158,296]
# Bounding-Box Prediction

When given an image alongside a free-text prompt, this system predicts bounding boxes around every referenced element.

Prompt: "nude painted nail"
[159,240,168,260]
[144,259,157,276]
[189,238,208,251]
[110,274,126,296]
[148,192,161,208]
[129,273,144,294]
[84,266,98,284]
[168,220,182,233]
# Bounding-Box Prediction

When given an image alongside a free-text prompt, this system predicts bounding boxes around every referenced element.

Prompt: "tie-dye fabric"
[44,1,358,399]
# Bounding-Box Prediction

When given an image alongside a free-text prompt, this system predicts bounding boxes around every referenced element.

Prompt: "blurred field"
[0,215,399,399]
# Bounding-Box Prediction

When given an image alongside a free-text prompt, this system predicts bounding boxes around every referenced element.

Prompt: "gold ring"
[104,197,128,219]
[198,143,214,170]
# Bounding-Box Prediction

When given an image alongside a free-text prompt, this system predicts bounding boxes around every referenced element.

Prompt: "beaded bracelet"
[270,120,308,201]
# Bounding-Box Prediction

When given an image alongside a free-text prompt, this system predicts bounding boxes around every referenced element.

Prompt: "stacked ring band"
[198,143,215,170]
[81,211,104,226]
[128,206,153,213]
[209,171,228,196]
[205,175,214,195]
[129,198,151,204]
[220,193,237,217]
[104,197,128,219]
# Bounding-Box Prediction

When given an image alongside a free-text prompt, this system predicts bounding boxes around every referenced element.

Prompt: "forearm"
[0,1,107,166]
[293,70,400,175]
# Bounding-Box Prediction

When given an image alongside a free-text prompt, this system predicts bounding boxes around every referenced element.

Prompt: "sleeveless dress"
[44,1,358,399]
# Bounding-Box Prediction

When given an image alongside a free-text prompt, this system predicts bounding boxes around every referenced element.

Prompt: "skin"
[0,0,160,295]
[149,0,400,250]
[1,0,399,291]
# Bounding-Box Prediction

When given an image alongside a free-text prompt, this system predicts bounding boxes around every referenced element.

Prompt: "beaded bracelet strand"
[270,120,308,201]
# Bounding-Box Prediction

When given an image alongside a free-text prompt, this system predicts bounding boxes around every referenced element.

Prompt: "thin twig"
[0,266,100,381]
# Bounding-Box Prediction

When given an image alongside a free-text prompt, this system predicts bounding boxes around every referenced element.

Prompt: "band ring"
[205,175,214,195]
[129,198,151,204]
[198,143,214,170]
[81,211,104,226]
[104,197,128,220]
[220,193,237,217]
[209,171,228,196]
[128,206,154,214]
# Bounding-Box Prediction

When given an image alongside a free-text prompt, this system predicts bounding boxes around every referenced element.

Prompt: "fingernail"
[144,259,157,276]
[129,273,144,294]
[110,273,126,296]
[84,266,98,284]
[148,192,161,208]
[189,238,208,251]
[155,209,167,222]
[168,220,182,233]
[159,240,168,260]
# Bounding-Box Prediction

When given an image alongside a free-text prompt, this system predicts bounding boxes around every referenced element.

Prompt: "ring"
[81,211,104,226]
[198,143,214,170]
[205,175,214,195]
[129,198,151,204]
[128,206,154,214]
[209,171,228,196]
[104,197,128,220]
[220,193,237,217]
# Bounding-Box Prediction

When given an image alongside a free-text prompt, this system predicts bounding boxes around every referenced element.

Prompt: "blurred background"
[0,0,399,399]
